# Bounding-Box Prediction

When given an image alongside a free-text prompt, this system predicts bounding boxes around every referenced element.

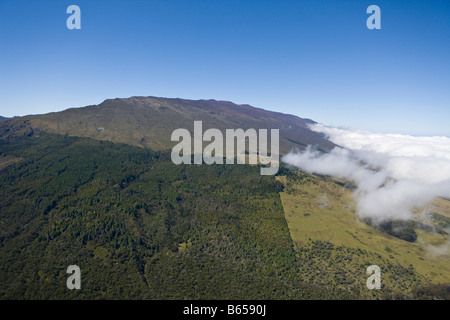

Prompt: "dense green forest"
[0,134,447,299]
[0,134,330,299]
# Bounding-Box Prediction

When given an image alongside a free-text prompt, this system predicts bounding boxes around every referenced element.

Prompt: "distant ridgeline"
[0,96,336,154]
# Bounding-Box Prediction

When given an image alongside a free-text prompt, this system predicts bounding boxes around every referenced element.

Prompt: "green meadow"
[278,170,450,295]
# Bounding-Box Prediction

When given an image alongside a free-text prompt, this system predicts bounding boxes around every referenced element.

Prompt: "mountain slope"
[277,168,450,297]
[0,96,336,154]
[0,134,444,299]
[1,100,448,299]
[0,134,340,299]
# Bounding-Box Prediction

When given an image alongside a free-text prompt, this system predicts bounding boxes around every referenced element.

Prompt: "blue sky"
[1,0,449,136]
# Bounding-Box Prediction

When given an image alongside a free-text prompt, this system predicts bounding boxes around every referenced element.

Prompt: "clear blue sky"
[1,0,449,136]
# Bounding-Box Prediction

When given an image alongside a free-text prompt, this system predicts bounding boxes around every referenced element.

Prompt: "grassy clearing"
[277,171,450,285]
[0,155,22,170]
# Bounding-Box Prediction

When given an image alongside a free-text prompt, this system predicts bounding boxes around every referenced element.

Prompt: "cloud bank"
[282,124,450,223]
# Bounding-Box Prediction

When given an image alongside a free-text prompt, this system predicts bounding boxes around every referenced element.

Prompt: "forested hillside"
[1,134,447,299]
[0,134,336,299]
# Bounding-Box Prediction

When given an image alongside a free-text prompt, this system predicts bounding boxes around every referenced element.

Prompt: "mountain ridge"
[0,96,336,154]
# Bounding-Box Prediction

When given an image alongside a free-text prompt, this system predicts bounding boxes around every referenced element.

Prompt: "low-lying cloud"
[282,124,450,224]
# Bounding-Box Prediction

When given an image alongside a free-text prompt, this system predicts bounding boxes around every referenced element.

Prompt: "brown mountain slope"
[0,96,336,154]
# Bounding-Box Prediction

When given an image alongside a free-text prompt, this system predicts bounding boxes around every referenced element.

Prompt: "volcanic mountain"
[0,96,335,154]
[1,97,449,300]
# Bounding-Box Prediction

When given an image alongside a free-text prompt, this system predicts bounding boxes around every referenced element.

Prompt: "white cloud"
[282,124,450,224]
